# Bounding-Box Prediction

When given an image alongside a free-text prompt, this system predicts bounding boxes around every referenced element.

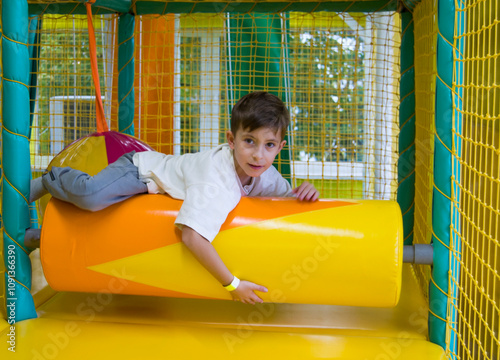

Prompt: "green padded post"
[429,0,464,355]
[227,13,291,182]
[398,10,416,246]
[118,13,135,135]
[2,0,37,322]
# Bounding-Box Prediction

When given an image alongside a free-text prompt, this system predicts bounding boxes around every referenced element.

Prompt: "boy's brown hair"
[230,91,290,140]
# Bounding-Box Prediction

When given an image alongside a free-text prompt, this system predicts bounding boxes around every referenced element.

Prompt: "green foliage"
[288,30,365,163]
[36,28,105,154]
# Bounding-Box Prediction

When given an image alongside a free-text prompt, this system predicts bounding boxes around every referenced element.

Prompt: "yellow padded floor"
[2,265,445,359]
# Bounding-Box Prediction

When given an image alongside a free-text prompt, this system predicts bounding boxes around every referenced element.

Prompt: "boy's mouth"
[249,164,264,170]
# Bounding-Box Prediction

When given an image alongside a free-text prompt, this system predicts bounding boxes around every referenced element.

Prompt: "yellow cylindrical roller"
[41,196,403,307]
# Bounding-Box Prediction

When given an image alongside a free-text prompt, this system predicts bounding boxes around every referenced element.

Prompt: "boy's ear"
[278,140,286,152]
[226,130,235,149]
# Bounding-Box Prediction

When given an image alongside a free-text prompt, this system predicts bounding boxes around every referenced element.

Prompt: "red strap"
[86,1,108,132]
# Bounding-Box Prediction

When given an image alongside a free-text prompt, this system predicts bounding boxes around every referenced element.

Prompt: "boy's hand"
[292,181,319,201]
[230,280,268,305]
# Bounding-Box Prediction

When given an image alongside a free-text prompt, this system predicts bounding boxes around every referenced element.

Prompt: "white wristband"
[223,276,240,291]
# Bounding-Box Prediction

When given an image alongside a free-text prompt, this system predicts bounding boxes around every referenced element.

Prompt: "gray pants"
[42,152,148,211]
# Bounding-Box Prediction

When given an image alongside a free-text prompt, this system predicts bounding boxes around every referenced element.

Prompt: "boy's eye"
[244,138,254,144]
[266,142,276,148]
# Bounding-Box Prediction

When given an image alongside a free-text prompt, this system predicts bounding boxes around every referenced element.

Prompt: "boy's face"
[227,126,286,185]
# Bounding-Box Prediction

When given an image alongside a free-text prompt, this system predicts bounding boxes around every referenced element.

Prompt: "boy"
[30,91,319,304]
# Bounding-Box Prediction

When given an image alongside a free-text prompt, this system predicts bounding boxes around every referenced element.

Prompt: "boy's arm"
[181,226,268,305]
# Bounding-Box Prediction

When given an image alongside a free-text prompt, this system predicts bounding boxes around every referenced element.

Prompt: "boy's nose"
[253,147,264,160]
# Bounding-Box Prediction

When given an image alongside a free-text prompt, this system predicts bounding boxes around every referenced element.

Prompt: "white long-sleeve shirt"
[133,144,292,242]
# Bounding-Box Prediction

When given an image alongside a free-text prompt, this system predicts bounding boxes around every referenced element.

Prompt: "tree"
[288,29,364,163]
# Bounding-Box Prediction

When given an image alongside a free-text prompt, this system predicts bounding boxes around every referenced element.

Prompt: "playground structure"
[0,0,498,359]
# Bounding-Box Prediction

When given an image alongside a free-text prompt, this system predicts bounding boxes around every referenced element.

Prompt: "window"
[49,95,104,155]
[31,15,113,170]
[287,13,399,199]
[173,16,226,155]
[289,27,365,178]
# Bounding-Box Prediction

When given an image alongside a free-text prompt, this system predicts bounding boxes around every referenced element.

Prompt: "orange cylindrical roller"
[41,195,403,307]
